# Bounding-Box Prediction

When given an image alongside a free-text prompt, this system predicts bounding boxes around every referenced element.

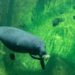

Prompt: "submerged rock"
[52,18,64,27]
[73,16,75,20]
[73,6,75,10]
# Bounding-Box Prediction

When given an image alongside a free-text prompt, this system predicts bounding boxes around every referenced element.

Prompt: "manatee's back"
[0,26,26,41]
[0,26,42,45]
[0,26,35,41]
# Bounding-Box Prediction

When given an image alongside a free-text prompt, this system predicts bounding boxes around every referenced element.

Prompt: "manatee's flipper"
[30,54,45,69]
[40,57,45,70]
[30,54,41,60]
[9,53,15,60]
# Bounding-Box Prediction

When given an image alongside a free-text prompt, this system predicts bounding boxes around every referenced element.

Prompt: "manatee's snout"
[39,45,50,60]
[42,54,50,60]
[39,50,50,60]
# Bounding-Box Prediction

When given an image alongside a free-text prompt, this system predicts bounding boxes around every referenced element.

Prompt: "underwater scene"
[0,0,75,75]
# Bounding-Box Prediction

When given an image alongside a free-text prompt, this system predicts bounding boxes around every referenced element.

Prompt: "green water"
[0,0,75,75]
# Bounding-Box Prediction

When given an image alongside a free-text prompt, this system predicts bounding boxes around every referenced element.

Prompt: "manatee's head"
[38,44,50,70]
[39,44,50,60]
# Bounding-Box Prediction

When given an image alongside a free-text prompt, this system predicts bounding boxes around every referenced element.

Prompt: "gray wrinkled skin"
[0,26,46,56]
